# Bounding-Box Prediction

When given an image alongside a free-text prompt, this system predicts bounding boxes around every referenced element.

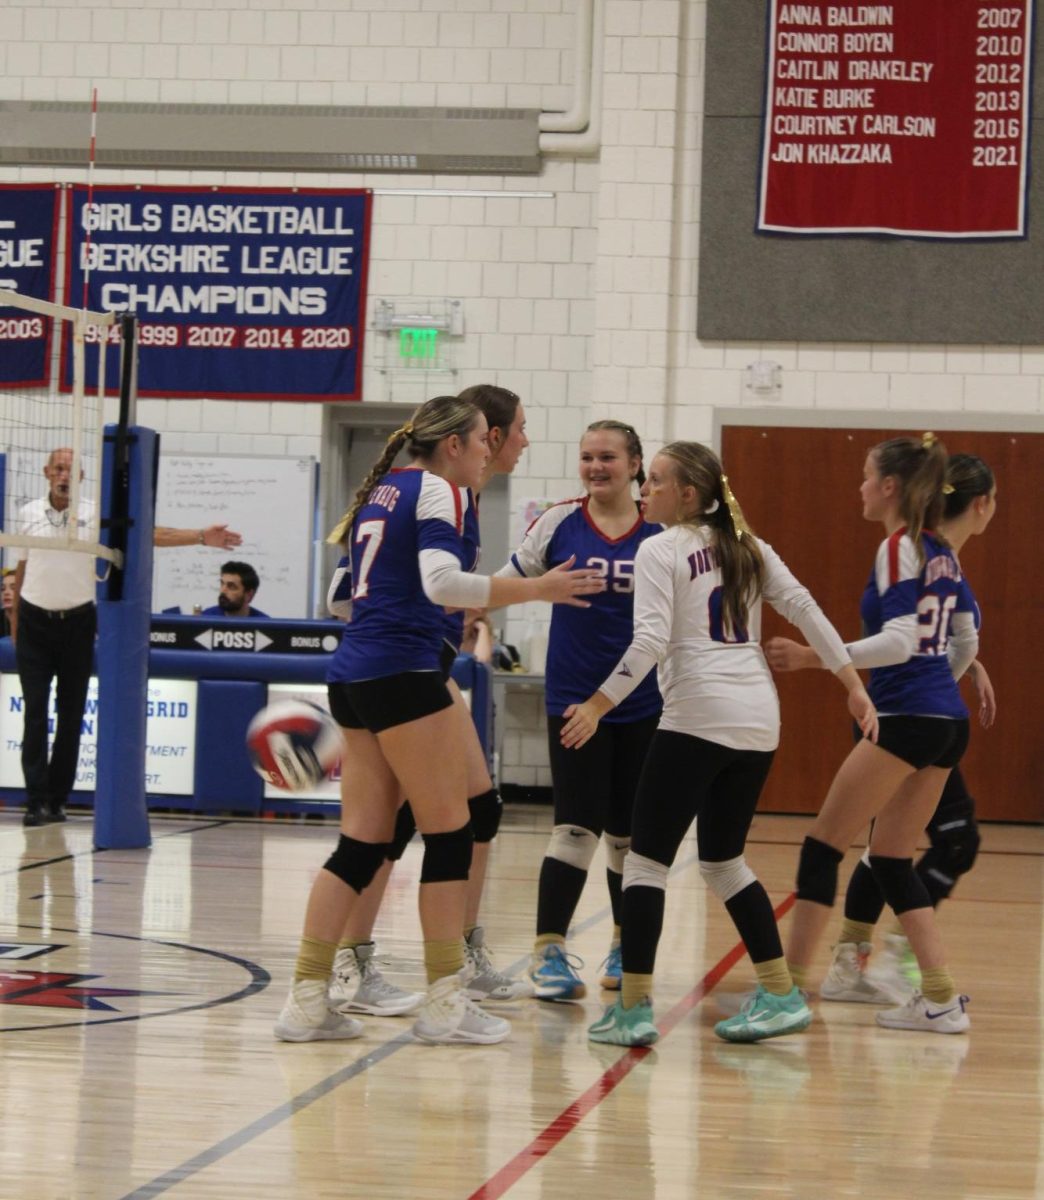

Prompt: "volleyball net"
[0,288,134,567]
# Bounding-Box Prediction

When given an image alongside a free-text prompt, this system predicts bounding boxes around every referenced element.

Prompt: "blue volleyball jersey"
[443,489,481,651]
[327,468,467,683]
[507,497,663,722]
[860,529,978,719]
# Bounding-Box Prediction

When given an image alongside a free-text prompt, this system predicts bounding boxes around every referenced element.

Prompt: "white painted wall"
[2,0,1040,787]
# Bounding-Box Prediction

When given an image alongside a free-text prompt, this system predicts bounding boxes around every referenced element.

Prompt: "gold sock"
[839,919,875,946]
[337,937,369,953]
[611,924,622,946]
[787,962,810,990]
[755,956,794,997]
[294,936,338,982]
[921,966,955,1005]
[424,937,465,984]
[622,973,654,1009]
[534,933,566,954]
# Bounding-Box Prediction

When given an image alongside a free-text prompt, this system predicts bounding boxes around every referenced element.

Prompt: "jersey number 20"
[918,593,958,655]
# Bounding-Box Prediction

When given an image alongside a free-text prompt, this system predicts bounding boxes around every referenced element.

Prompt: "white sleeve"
[419,549,492,608]
[846,535,922,667]
[500,502,576,579]
[846,615,920,668]
[947,611,979,680]
[599,535,673,707]
[759,541,851,673]
[326,557,353,621]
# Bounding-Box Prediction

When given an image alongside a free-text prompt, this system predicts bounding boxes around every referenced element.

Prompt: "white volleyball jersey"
[600,525,851,752]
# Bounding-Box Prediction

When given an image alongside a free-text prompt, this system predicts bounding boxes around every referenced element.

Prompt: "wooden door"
[720,425,1043,823]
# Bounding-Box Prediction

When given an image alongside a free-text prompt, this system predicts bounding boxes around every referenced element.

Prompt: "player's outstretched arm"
[154,524,243,550]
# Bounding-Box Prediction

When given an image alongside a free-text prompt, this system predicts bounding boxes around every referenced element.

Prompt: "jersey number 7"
[352,519,386,600]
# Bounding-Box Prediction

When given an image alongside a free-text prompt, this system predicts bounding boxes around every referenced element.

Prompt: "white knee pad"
[547,824,599,871]
[622,851,669,892]
[699,855,757,902]
[603,833,631,875]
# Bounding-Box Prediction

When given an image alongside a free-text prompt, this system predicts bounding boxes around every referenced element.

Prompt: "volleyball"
[246,700,342,792]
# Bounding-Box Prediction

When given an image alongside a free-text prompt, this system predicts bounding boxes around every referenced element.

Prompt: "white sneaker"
[866,932,920,1001]
[274,978,366,1042]
[821,941,905,1005]
[412,972,511,1045]
[328,943,424,1016]
[464,926,533,1002]
[876,992,970,1034]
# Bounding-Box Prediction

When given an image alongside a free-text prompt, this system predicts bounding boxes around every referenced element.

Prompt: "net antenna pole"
[81,86,97,313]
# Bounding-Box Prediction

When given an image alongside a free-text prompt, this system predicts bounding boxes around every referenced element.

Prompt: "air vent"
[0,101,542,175]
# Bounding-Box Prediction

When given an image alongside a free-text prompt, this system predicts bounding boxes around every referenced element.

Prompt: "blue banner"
[0,184,61,388]
[63,186,372,400]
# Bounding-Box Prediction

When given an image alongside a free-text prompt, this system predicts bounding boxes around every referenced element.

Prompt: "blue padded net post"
[94,424,156,850]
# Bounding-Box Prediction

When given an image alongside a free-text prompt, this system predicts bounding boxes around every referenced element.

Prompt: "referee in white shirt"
[10,448,98,827]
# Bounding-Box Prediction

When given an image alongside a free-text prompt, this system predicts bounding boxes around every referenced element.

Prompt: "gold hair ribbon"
[721,475,752,540]
[394,421,415,440]
[942,482,955,494]
[326,512,352,546]
[922,431,937,449]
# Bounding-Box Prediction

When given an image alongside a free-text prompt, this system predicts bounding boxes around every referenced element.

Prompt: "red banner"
[757,1,1033,237]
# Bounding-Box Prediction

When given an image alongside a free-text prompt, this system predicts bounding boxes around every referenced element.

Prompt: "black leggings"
[546,713,659,837]
[630,730,775,866]
[622,731,778,977]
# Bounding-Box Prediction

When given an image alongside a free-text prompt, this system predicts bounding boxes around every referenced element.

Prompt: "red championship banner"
[757,1,1033,237]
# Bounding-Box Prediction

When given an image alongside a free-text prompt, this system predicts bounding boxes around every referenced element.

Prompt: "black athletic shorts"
[328,671,453,734]
[440,639,458,682]
[875,715,970,770]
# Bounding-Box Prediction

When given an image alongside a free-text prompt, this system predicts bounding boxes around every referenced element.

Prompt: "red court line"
[468,892,797,1200]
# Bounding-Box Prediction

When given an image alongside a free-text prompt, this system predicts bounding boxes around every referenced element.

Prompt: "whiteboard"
[152,454,316,618]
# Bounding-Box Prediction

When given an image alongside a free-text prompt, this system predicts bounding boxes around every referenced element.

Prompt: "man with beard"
[201,561,269,619]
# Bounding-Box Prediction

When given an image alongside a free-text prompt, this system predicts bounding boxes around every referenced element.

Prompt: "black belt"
[20,598,95,621]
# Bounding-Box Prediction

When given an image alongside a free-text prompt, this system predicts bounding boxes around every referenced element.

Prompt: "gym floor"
[1,806,1040,1199]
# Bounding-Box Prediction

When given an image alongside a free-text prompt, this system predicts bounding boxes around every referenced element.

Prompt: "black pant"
[16,599,95,808]
[546,712,660,838]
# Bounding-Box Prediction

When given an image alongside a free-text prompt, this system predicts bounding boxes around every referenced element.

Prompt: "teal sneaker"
[588,998,659,1046]
[599,943,622,990]
[528,944,587,1001]
[714,984,812,1043]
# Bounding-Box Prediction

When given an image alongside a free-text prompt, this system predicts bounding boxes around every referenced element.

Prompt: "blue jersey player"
[275,394,603,1048]
[327,385,537,1013]
[768,434,980,1036]
[501,421,664,1002]
[818,453,999,1007]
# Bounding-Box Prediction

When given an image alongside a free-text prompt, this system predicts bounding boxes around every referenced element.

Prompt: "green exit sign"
[399,327,439,359]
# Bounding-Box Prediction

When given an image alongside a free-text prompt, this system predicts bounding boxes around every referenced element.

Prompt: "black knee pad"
[795,836,844,907]
[869,854,931,915]
[385,801,418,862]
[468,788,502,844]
[323,834,389,894]
[419,823,474,884]
[924,818,981,883]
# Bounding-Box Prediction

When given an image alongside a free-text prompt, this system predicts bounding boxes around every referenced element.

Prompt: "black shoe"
[45,802,67,823]
[23,806,46,827]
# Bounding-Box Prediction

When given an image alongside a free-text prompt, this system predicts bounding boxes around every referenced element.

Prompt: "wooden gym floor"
[0,806,1040,1199]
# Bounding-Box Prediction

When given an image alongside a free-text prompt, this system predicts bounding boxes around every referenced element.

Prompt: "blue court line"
[119,1031,417,1200]
[119,845,704,1200]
